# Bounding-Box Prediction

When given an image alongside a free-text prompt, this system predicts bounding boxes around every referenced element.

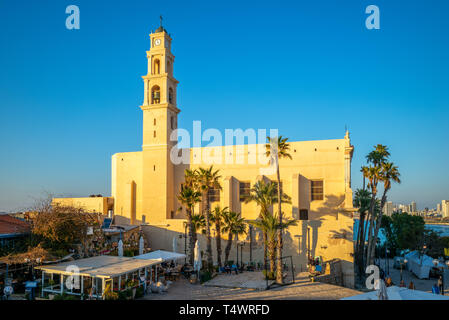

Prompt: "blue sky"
[0,0,448,212]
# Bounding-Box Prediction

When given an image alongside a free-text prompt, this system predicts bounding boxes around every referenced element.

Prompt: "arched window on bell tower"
[167,60,172,76]
[151,85,160,104]
[153,59,160,74]
[169,87,174,104]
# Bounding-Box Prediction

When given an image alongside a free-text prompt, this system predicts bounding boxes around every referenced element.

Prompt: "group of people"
[219,264,239,275]
[382,270,445,295]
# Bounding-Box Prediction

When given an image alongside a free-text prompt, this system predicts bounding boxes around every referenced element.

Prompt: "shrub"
[117,291,128,300]
[199,270,212,283]
[135,286,144,299]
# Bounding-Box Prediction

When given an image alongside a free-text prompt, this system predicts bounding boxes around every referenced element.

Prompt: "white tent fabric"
[374,279,388,300]
[342,286,449,300]
[172,236,178,253]
[135,250,186,262]
[405,251,444,279]
[194,240,202,273]
[118,240,124,257]
[139,236,144,255]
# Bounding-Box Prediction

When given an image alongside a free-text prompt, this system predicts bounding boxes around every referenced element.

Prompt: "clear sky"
[1,0,448,212]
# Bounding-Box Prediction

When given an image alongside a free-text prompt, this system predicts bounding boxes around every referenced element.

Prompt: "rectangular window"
[311,180,324,201]
[208,187,220,203]
[299,209,309,220]
[239,182,251,202]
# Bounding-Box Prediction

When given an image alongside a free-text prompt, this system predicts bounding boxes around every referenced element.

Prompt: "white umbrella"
[172,236,178,253]
[193,240,202,277]
[118,239,124,257]
[139,236,144,255]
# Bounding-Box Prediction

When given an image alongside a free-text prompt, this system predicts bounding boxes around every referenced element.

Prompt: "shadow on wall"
[282,194,354,286]
[141,224,188,256]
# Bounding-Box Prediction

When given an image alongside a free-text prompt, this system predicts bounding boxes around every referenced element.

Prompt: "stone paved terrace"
[203,271,275,290]
[142,272,361,300]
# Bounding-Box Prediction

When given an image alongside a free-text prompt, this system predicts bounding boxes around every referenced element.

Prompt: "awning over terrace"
[35,255,162,279]
[35,255,163,299]
[135,250,186,263]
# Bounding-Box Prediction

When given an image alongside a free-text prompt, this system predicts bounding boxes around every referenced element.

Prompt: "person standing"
[438,275,444,295]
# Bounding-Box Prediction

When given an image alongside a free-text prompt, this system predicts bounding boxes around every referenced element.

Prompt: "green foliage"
[118,289,133,300]
[199,270,212,283]
[0,236,30,257]
[382,212,425,252]
[191,212,206,234]
[353,189,371,214]
[135,286,144,299]
[423,230,448,258]
[440,236,449,249]
[123,248,137,257]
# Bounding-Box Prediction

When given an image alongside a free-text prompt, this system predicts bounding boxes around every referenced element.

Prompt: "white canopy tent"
[405,251,444,279]
[35,255,161,299]
[342,286,449,300]
[135,250,186,263]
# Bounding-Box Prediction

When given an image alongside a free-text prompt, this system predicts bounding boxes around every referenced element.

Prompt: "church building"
[54,23,356,287]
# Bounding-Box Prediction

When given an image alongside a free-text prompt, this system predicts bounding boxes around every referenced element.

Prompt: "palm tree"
[221,211,246,265]
[184,168,199,189]
[360,166,369,190]
[196,166,222,269]
[210,206,228,267]
[191,212,206,248]
[353,188,372,286]
[365,145,390,266]
[368,162,401,264]
[177,184,201,265]
[366,144,390,166]
[243,180,290,265]
[249,212,297,278]
[265,135,292,283]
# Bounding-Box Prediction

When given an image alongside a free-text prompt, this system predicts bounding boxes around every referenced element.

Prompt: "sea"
[353,219,449,244]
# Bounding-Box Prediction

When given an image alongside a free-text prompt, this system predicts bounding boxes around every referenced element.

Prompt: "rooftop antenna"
[160,15,163,28]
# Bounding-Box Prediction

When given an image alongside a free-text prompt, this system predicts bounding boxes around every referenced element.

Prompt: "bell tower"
[140,18,180,223]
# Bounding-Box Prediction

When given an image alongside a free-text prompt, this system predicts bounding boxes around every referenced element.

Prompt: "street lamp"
[400,258,408,283]
[239,242,245,270]
[183,221,188,264]
[433,259,447,295]
[249,225,253,265]
[386,249,390,276]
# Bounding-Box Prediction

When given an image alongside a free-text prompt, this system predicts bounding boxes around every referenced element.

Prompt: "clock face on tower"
[154,39,161,46]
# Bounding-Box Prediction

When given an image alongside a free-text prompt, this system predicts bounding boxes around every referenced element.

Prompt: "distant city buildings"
[383,201,394,216]
[382,201,423,217]
[411,201,417,213]
[379,199,448,219]
[442,200,449,218]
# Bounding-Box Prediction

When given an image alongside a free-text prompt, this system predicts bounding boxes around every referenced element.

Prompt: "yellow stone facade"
[52,197,113,216]
[56,26,356,287]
